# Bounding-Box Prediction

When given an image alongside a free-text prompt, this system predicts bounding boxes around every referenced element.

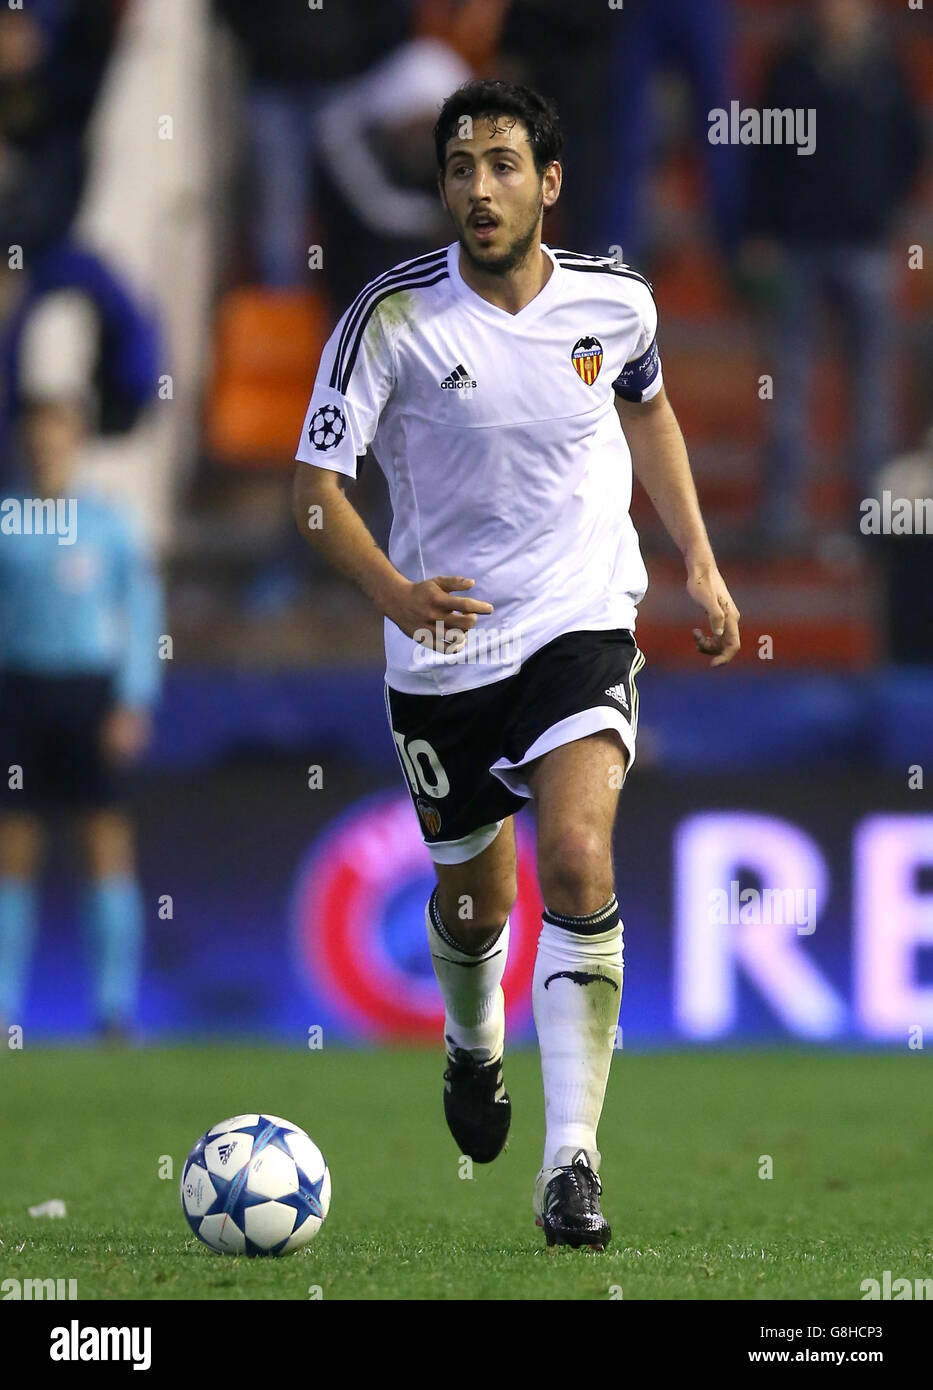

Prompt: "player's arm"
[292,298,491,648]
[614,387,741,667]
[292,463,492,647]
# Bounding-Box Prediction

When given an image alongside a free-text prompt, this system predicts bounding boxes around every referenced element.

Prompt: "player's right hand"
[388,576,494,652]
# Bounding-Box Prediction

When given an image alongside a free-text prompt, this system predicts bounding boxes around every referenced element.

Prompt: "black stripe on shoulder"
[553,249,634,271]
[337,266,449,396]
[331,249,449,391]
[555,257,655,299]
[553,249,620,263]
[331,248,448,389]
[342,247,449,319]
[554,248,652,277]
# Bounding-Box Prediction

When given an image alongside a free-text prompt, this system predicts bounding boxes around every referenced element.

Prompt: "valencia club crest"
[571,336,603,385]
[415,797,442,837]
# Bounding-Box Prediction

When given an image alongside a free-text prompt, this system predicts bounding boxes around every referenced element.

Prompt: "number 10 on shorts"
[393,733,451,799]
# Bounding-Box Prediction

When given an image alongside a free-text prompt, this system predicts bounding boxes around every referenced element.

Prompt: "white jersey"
[296,241,663,695]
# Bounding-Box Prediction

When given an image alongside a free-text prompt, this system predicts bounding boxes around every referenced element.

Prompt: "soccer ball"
[308,403,346,451]
[181,1113,331,1256]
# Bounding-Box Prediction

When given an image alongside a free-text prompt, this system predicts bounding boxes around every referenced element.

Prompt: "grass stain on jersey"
[375,290,416,335]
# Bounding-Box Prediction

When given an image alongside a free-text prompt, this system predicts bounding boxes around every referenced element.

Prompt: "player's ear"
[542,161,562,211]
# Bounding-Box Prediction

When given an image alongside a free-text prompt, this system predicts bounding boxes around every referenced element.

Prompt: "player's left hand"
[101,706,152,763]
[686,556,741,667]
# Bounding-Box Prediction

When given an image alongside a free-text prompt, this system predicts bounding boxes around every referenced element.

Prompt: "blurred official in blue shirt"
[0,390,164,1039]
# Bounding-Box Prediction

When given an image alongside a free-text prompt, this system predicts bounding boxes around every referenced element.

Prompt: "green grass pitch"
[0,1046,929,1301]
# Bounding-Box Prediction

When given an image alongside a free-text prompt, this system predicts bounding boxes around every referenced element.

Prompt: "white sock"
[532,895,623,1171]
[425,887,509,1062]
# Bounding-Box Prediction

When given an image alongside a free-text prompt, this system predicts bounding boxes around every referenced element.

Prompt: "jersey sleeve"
[611,280,663,404]
[295,299,396,478]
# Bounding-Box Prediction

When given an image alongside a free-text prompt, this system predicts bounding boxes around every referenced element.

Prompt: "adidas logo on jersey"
[605,682,629,711]
[440,363,477,389]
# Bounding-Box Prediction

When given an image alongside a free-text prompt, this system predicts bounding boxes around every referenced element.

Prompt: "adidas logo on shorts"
[604,682,629,711]
[440,363,477,390]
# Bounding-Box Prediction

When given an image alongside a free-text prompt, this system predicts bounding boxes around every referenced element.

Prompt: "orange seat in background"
[206,288,334,466]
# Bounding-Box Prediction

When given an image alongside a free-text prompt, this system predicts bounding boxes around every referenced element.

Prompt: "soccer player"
[293,81,740,1250]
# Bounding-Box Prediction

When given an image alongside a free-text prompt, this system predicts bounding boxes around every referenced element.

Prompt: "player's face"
[440,115,557,274]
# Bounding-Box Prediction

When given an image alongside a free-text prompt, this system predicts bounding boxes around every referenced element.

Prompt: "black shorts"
[385,628,645,863]
[0,669,125,812]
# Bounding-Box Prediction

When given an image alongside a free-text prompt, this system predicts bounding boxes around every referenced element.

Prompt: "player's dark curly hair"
[433,80,564,176]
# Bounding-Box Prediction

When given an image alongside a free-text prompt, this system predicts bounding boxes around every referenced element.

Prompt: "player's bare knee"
[0,814,44,877]
[79,811,135,879]
[538,828,612,917]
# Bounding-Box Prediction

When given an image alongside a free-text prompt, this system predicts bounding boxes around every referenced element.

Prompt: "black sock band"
[429,887,504,957]
[542,893,620,935]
